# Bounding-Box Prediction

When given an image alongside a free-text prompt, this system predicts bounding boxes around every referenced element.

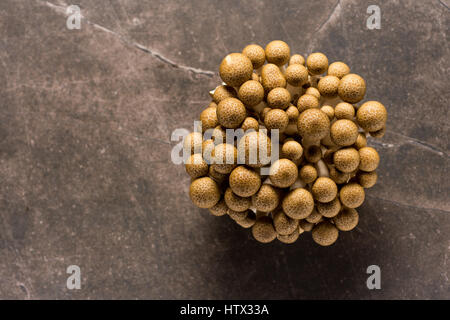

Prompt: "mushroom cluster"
[185,41,387,246]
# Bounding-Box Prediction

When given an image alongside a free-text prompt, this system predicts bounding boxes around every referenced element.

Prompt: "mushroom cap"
[252,184,280,212]
[305,87,321,100]
[189,177,221,208]
[370,127,386,138]
[281,140,303,161]
[185,154,209,179]
[297,109,330,141]
[356,101,387,132]
[317,197,342,218]
[333,147,360,173]
[357,171,378,188]
[183,132,203,155]
[202,138,215,164]
[299,219,314,232]
[267,87,291,109]
[224,187,251,212]
[252,216,277,243]
[306,52,329,75]
[282,188,315,219]
[358,147,380,172]
[229,166,262,197]
[238,80,264,107]
[312,221,339,246]
[354,132,367,149]
[211,143,237,174]
[200,106,219,132]
[286,105,300,122]
[219,53,253,87]
[299,164,318,184]
[318,75,340,98]
[241,117,259,132]
[242,44,266,69]
[212,85,237,104]
[209,198,228,216]
[328,166,350,184]
[334,102,355,120]
[338,73,366,103]
[340,183,365,208]
[261,64,287,92]
[273,210,299,235]
[277,231,300,244]
[265,40,290,66]
[228,208,248,221]
[311,177,338,203]
[289,54,305,66]
[285,64,309,87]
[330,119,359,146]
[333,207,359,231]
[237,131,272,167]
[208,165,228,183]
[269,159,299,188]
[235,211,257,228]
[264,109,289,133]
[321,105,335,120]
[327,61,350,79]
[304,145,322,163]
[297,94,320,113]
[216,97,247,129]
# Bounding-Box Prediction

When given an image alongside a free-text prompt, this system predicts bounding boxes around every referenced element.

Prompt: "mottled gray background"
[0,0,449,300]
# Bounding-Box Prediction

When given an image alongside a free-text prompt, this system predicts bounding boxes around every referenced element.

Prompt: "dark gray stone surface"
[0,0,448,299]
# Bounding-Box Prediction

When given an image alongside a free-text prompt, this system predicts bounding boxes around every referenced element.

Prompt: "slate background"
[0,0,449,299]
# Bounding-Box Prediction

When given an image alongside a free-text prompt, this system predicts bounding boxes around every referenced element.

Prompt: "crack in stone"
[387,130,448,157]
[315,0,341,33]
[438,0,450,10]
[366,194,450,214]
[40,1,215,77]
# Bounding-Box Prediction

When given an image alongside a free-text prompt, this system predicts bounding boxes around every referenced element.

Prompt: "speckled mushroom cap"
[235,211,257,228]
[306,52,329,75]
[237,131,272,167]
[334,102,355,120]
[305,208,322,223]
[330,119,359,146]
[224,187,251,212]
[261,63,286,92]
[216,97,247,129]
[304,145,322,163]
[321,105,335,120]
[357,171,378,188]
[311,177,338,203]
[252,216,277,243]
[289,54,305,66]
[183,132,203,154]
[338,73,366,103]
[242,44,266,69]
[212,85,237,104]
[273,210,299,236]
[327,61,350,79]
[252,184,280,212]
[339,183,365,208]
[354,133,367,149]
[318,75,340,98]
[200,106,219,132]
[219,53,253,87]
[228,208,248,221]
[285,64,309,87]
[333,207,359,231]
[333,147,360,173]
[281,140,303,161]
[189,177,221,209]
[238,80,264,107]
[185,154,209,179]
[312,221,339,246]
[241,117,259,132]
[358,147,380,172]
[356,101,387,132]
[282,188,314,219]
[297,108,330,141]
[211,143,237,174]
[209,198,228,216]
[328,166,350,184]
[229,166,262,197]
[264,109,289,133]
[265,40,290,66]
[305,87,321,100]
[297,94,320,113]
[316,197,341,218]
[277,231,300,244]
[269,159,298,188]
[299,219,314,232]
[267,88,291,109]
[299,164,318,184]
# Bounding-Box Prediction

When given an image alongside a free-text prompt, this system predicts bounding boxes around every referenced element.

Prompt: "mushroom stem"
[289,177,307,190]
[316,160,330,177]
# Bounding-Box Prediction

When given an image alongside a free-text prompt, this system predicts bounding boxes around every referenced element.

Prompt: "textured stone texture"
[0,0,449,299]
